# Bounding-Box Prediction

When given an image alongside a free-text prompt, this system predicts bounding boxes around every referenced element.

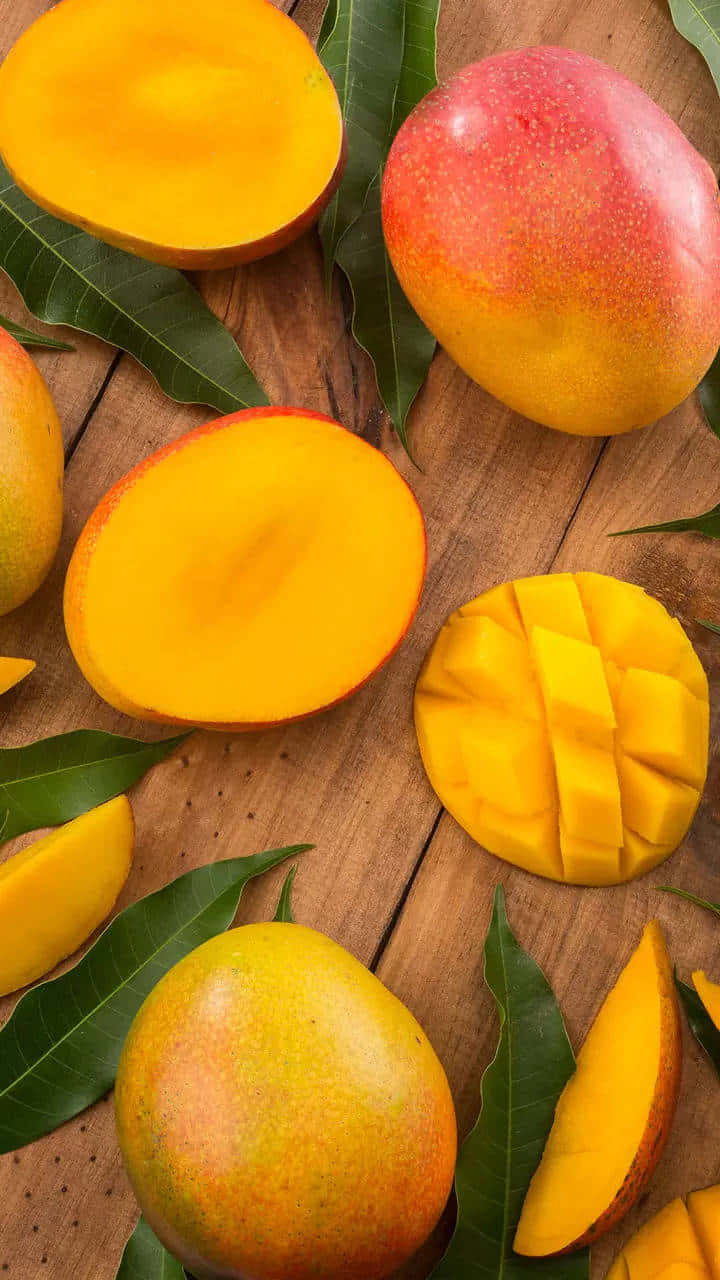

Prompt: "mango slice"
[65,411,426,728]
[692,972,720,1031]
[0,0,345,268]
[608,1186,720,1279]
[0,656,35,695]
[0,796,134,995]
[414,572,708,884]
[514,921,681,1255]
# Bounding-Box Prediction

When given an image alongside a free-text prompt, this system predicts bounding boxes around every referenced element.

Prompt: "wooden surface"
[0,0,719,1275]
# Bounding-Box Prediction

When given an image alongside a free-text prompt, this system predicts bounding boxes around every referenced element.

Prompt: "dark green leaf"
[116,1217,186,1280]
[273,865,298,922]
[0,729,190,843]
[676,978,720,1077]
[699,349,720,438]
[0,161,267,414]
[433,886,590,1280]
[0,311,74,351]
[318,0,405,282]
[667,0,720,94]
[612,503,720,538]
[658,885,720,917]
[698,618,720,635]
[392,0,441,132]
[0,843,311,1153]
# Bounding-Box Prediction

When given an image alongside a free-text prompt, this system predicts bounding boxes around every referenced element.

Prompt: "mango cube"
[559,818,621,886]
[618,752,699,846]
[688,1184,720,1280]
[460,581,524,636]
[461,708,555,816]
[531,625,616,746]
[611,1196,714,1280]
[444,615,542,717]
[514,573,592,642]
[552,733,623,847]
[618,668,708,789]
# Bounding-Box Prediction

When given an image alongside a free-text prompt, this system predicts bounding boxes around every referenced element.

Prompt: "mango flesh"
[115,923,457,1280]
[0,0,345,268]
[0,326,63,616]
[0,795,133,995]
[692,972,720,1031]
[608,1185,720,1279]
[515,921,681,1256]
[0,656,35,695]
[64,409,426,728]
[414,572,708,884]
[382,46,720,435]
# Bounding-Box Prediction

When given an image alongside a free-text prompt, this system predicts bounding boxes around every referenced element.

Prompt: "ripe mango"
[115,923,457,1280]
[607,1185,720,1278]
[382,47,720,435]
[0,326,63,615]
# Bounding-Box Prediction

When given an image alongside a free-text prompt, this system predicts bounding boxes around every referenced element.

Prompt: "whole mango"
[382,46,720,436]
[0,326,63,614]
[115,922,457,1280]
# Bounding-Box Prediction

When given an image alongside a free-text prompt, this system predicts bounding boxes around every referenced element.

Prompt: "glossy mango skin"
[115,923,457,1280]
[0,326,63,615]
[382,47,720,435]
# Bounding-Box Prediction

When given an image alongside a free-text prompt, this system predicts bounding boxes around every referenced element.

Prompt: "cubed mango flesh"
[414,572,708,884]
[608,1187,720,1279]
[688,1186,720,1279]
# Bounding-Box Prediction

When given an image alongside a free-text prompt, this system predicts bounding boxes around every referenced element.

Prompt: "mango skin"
[115,923,457,1280]
[0,326,63,614]
[382,46,720,435]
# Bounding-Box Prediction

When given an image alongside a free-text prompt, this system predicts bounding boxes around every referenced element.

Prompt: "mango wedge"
[0,656,35,695]
[693,971,720,1031]
[608,1186,720,1279]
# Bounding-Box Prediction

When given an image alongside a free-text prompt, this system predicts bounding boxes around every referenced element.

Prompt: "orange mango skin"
[115,923,457,1280]
[382,46,720,436]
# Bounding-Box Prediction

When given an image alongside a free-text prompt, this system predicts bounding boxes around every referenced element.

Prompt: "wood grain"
[0,0,718,1276]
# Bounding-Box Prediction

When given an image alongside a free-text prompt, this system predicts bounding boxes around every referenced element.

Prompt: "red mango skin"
[382,46,720,436]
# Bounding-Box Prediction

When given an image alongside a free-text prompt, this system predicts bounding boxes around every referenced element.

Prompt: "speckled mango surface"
[414,572,708,884]
[607,1185,720,1279]
[115,923,457,1280]
[382,46,720,435]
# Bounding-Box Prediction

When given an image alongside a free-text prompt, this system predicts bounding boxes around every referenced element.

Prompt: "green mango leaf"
[698,618,720,635]
[273,865,298,922]
[0,729,191,843]
[676,978,720,1077]
[0,161,267,414]
[116,1217,186,1280]
[699,350,720,438]
[318,0,406,283]
[433,886,590,1280]
[658,885,720,917]
[612,503,720,539]
[0,311,74,351]
[0,843,311,1154]
[667,0,720,94]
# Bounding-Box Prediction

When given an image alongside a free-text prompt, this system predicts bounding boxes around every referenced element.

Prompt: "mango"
[414,572,708,884]
[692,971,720,1031]
[65,409,426,729]
[0,795,133,995]
[115,922,457,1280]
[515,922,681,1255]
[0,326,63,616]
[382,47,720,435]
[0,0,345,268]
[608,1185,720,1279]
[0,656,35,695]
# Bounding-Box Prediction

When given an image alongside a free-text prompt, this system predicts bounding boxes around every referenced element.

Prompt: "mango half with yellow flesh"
[0,0,345,268]
[65,409,426,728]
[0,795,133,995]
[607,1184,720,1279]
[414,572,708,885]
[382,47,720,435]
[115,923,457,1280]
[515,921,681,1256]
[693,971,720,1031]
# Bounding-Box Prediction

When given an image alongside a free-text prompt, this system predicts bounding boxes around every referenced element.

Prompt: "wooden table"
[0,0,718,1276]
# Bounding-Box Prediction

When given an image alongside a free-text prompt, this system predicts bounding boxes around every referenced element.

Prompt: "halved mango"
[608,1187,720,1279]
[414,572,708,884]
[65,410,426,727]
[688,1186,720,1278]
[0,656,35,695]
[514,921,681,1255]
[0,0,345,267]
[0,795,134,995]
[692,971,720,1031]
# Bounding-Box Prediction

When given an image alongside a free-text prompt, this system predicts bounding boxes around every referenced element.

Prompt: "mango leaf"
[699,350,720,438]
[0,729,190,843]
[659,885,720,917]
[676,978,720,1077]
[433,886,590,1280]
[612,503,720,538]
[668,0,720,94]
[0,843,311,1153]
[273,865,298,922]
[698,618,720,635]
[0,161,267,414]
[0,311,74,351]
[116,1217,186,1280]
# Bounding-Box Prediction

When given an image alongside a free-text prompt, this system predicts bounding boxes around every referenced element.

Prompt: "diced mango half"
[0,656,35,695]
[415,572,708,884]
[608,1187,720,1280]
[692,971,720,1032]
[515,922,681,1255]
[0,795,134,995]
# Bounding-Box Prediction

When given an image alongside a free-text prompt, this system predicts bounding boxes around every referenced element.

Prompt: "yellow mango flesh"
[64,410,426,728]
[0,0,344,266]
[0,656,35,695]
[515,922,681,1256]
[608,1187,720,1279]
[0,795,134,995]
[414,572,708,884]
[692,972,720,1031]
[115,923,457,1280]
[0,327,63,617]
